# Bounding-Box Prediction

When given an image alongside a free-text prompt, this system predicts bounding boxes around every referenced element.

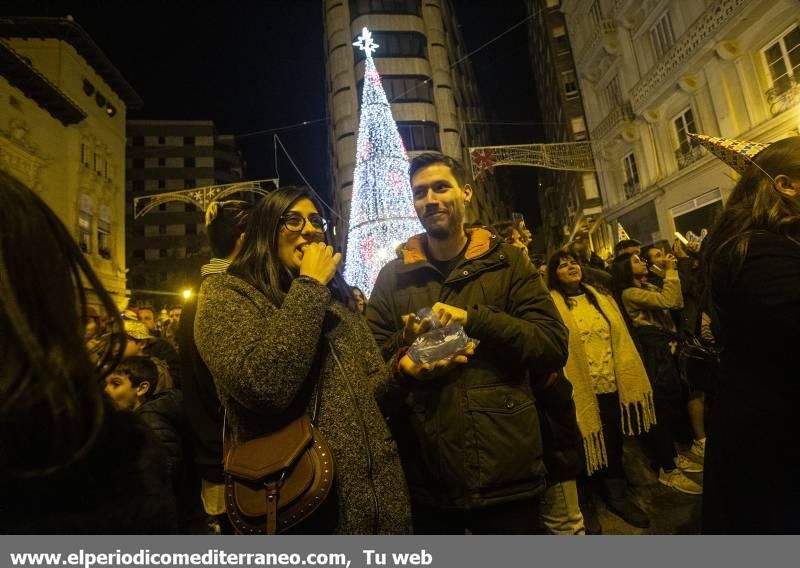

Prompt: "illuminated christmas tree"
[344,27,423,297]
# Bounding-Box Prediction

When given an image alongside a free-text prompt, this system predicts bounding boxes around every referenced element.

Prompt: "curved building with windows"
[323,0,510,245]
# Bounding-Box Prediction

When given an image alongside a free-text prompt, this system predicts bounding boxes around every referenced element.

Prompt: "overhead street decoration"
[469,142,596,177]
[133,178,279,219]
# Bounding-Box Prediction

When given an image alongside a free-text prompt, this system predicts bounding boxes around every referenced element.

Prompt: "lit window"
[571,116,586,141]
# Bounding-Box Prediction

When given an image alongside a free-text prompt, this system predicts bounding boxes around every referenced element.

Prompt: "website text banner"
[0,536,785,568]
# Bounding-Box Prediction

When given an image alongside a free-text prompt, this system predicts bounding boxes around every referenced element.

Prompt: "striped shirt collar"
[200,258,231,277]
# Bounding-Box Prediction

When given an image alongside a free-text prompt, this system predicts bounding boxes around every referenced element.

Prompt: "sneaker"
[690,438,706,460]
[675,453,703,473]
[659,468,703,495]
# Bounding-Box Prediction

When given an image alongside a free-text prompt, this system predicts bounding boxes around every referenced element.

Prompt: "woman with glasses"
[195,187,470,534]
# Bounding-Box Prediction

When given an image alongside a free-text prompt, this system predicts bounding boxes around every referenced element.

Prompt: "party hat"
[688,133,769,175]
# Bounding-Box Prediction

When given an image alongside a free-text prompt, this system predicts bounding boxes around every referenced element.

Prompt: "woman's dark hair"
[610,252,637,296]
[0,171,126,478]
[492,221,517,244]
[547,250,580,293]
[702,136,800,287]
[229,186,355,309]
[547,250,611,318]
[206,199,251,258]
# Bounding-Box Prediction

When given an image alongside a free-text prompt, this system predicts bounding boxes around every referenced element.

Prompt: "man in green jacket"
[366,153,569,534]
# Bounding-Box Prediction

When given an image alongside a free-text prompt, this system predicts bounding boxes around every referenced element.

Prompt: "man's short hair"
[113,356,159,400]
[614,239,641,254]
[206,200,251,258]
[409,152,467,187]
[641,244,661,263]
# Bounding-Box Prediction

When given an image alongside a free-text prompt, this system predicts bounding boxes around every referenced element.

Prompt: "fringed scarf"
[551,285,657,475]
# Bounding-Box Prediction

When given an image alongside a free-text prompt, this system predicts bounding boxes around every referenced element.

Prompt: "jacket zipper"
[329,345,380,533]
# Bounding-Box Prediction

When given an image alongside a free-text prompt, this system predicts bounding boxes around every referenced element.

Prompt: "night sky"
[6,0,545,225]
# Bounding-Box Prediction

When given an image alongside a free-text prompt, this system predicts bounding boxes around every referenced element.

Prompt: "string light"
[344,27,423,297]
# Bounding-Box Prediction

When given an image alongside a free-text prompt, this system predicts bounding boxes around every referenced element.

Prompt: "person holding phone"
[611,252,702,495]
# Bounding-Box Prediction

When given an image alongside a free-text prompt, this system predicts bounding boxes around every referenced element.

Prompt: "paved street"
[590,439,702,535]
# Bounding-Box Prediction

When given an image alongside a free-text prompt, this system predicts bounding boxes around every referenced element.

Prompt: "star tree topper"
[353,27,379,57]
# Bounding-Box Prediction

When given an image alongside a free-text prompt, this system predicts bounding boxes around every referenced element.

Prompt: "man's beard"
[421,209,462,240]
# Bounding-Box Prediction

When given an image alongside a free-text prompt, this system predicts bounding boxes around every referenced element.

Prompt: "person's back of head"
[614,239,641,256]
[205,199,252,259]
[703,136,800,279]
[0,171,125,479]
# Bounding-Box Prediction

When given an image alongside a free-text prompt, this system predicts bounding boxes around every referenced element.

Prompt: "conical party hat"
[688,133,769,175]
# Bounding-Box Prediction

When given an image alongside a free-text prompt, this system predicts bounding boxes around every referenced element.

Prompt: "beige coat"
[551,285,656,474]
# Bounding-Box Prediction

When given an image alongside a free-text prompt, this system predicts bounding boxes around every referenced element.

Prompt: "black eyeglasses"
[280,212,329,233]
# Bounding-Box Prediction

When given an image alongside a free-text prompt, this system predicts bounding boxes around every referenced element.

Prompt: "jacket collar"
[400,227,498,266]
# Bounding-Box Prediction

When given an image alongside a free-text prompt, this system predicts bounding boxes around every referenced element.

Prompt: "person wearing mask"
[0,171,176,533]
[698,134,800,533]
[547,251,655,530]
[611,252,702,495]
[367,153,568,534]
[176,198,250,532]
[195,187,462,534]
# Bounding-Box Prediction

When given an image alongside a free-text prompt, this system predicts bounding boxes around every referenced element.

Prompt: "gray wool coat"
[194,273,412,534]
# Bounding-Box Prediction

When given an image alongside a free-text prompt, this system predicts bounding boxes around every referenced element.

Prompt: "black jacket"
[177,285,224,483]
[136,390,187,480]
[366,228,569,510]
[136,389,201,530]
[704,231,800,534]
[2,403,177,534]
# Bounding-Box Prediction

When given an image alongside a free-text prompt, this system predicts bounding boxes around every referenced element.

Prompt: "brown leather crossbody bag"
[223,369,335,534]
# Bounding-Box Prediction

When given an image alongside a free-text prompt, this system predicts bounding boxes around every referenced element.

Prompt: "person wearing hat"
[123,317,174,392]
[697,134,800,534]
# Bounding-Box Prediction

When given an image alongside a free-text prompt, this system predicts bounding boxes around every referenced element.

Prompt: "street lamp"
[182,289,192,300]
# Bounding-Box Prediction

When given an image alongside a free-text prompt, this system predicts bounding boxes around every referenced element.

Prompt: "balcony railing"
[577,19,617,63]
[591,101,634,140]
[630,0,749,112]
[766,75,800,116]
[675,144,705,170]
[623,180,641,199]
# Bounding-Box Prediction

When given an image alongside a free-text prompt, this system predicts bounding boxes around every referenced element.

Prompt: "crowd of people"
[1,134,798,535]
